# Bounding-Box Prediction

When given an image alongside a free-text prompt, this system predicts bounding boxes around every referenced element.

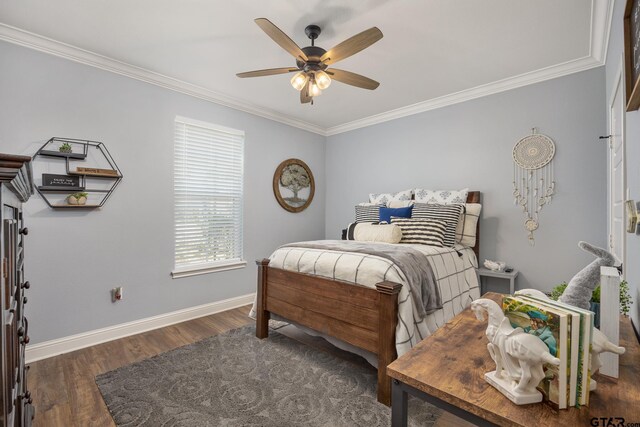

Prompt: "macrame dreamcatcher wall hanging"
[512,128,556,245]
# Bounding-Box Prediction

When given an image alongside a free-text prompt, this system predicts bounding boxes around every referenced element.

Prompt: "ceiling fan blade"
[236,67,299,78]
[255,18,308,62]
[320,27,383,65]
[327,69,380,90]
[300,81,312,104]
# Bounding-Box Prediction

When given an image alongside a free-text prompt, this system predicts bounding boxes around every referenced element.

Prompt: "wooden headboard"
[466,191,481,260]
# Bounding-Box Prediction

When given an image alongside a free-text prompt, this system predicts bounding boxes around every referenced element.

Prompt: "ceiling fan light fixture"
[309,81,322,97]
[314,70,331,90]
[290,72,309,91]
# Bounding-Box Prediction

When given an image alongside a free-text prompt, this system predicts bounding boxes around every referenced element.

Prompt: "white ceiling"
[0,1,610,134]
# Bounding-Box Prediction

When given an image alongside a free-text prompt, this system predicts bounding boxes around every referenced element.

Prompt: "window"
[172,116,245,278]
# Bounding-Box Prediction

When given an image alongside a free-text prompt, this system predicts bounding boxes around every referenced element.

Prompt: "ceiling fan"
[237,18,383,104]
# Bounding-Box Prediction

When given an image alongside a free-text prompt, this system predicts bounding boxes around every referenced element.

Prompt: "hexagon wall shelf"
[33,137,123,209]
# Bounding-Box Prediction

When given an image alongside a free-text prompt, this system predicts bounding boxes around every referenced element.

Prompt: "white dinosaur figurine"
[515,288,625,390]
[471,298,560,404]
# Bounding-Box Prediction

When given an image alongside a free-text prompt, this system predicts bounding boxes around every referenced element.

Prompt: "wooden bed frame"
[255,191,481,406]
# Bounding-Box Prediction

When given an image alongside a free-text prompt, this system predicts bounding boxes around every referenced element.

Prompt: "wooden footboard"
[255,259,401,406]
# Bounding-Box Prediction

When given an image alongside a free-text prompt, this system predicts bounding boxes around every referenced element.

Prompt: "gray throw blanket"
[281,240,441,317]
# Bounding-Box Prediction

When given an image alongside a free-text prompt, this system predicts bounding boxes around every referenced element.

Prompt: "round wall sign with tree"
[273,158,315,213]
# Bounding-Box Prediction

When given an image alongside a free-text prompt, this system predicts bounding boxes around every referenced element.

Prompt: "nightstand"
[477,268,518,295]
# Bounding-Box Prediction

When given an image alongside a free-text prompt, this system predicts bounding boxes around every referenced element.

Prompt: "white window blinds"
[172,116,245,278]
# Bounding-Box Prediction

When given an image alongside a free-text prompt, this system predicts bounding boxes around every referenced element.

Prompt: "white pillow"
[345,223,402,243]
[369,189,413,205]
[414,188,469,204]
[456,203,481,247]
[387,200,414,208]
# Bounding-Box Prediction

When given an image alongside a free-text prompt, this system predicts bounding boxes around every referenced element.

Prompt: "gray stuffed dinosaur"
[559,241,617,310]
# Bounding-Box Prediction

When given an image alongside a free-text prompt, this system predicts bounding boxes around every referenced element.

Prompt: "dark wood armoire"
[0,153,34,426]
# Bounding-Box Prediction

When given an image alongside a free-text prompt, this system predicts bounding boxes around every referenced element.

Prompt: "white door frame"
[607,54,626,274]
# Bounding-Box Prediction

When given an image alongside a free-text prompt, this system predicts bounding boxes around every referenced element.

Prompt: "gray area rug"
[96,326,441,426]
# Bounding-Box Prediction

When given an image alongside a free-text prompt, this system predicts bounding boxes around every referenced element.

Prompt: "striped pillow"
[412,203,464,247]
[355,204,383,223]
[391,217,447,247]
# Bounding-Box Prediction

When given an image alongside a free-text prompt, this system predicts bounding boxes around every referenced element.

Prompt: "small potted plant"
[549,280,632,328]
[67,192,88,205]
[59,142,73,153]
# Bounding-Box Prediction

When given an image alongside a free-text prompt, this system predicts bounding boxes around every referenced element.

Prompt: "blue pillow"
[379,206,413,223]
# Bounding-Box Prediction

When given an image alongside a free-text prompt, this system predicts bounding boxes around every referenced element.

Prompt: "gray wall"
[606,0,640,329]
[325,67,608,292]
[0,41,326,344]
[0,37,615,344]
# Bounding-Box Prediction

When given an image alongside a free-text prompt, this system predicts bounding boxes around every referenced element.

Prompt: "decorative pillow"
[369,189,413,205]
[379,206,413,223]
[412,203,464,247]
[355,204,383,223]
[390,217,447,247]
[414,188,469,204]
[343,222,402,243]
[456,203,482,247]
[387,200,414,208]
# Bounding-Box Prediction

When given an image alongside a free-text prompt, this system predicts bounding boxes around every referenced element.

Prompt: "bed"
[253,191,481,406]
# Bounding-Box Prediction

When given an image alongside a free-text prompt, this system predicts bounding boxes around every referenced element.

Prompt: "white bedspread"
[255,241,480,357]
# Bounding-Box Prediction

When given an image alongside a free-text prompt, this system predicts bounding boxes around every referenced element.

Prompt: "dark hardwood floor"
[29,304,470,427]
[30,305,253,426]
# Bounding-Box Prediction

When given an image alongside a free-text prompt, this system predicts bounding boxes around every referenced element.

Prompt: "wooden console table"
[387,292,640,427]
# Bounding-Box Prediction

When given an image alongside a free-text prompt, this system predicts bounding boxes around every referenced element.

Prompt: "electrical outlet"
[111,286,123,302]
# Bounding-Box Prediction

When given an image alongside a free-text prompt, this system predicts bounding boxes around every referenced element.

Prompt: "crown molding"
[325,55,602,135]
[325,0,613,136]
[0,1,612,137]
[0,24,327,136]
[590,0,615,64]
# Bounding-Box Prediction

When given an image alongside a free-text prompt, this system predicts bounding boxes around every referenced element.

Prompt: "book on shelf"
[502,296,570,409]
[74,167,119,176]
[42,173,81,188]
[517,295,594,406]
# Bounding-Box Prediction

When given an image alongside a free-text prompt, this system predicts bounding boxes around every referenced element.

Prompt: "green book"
[518,295,594,406]
[517,296,580,407]
[503,296,569,409]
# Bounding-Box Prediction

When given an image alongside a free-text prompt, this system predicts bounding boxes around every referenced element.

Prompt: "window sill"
[171,260,247,279]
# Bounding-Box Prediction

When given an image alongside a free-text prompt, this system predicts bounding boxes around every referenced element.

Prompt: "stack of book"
[502,295,594,409]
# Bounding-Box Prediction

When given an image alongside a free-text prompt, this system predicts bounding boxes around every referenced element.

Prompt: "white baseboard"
[25,293,255,363]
